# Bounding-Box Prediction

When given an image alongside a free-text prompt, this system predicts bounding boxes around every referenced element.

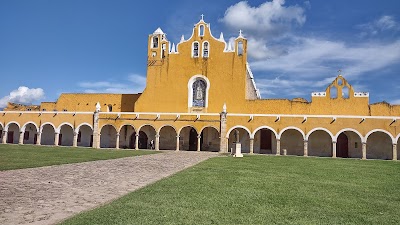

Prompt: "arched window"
[238,41,243,56]
[152,36,159,48]
[199,25,205,37]
[192,79,207,107]
[203,42,209,58]
[192,42,199,58]
[330,86,338,99]
[107,104,112,112]
[342,86,349,99]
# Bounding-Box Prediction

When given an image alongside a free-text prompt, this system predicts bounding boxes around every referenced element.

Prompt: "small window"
[342,86,349,99]
[108,104,112,112]
[152,51,157,57]
[238,41,243,56]
[199,25,205,37]
[152,36,159,48]
[42,109,46,111]
[338,78,343,86]
[330,86,338,99]
[193,42,199,57]
[27,108,32,111]
[203,42,209,58]
[63,109,67,112]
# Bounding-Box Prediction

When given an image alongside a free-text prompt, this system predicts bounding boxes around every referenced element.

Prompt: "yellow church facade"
[1,17,400,160]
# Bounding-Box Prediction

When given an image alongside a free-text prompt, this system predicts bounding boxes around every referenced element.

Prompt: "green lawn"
[0,144,158,171]
[61,155,400,225]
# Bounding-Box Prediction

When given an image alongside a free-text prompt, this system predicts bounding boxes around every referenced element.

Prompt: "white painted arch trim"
[5,121,21,131]
[396,133,400,143]
[137,124,157,133]
[226,125,252,139]
[278,126,305,140]
[199,125,219,134]
[305,127,335,141]
[335,128,364,143]
[118,124,136,134]
[99,124,118,133]
[56,122,74,133]
[158,124,178,134]
[40,122,56,133]
[188,75,211,108]
[21,121,39,133]
[252,126,278,139]
[75,123,93,133]
[178,125,199,136]
[365,129,395,144]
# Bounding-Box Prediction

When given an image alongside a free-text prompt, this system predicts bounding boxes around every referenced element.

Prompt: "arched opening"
[192,42,199,57]
[152,36,159,48]
[22,123,38,145]
[199,25,204,36]
[179,126,200,151]
[59,124,74,146]
[139,125,157,150]
[253,128,276,154]
[200,127,220,152]
[238,41,243,55]
[308,130,332,157]
[100,125,117,148]
[119,125,135,149]
[342,86,349,99]
[203,42,209,58]
[330,86,338,99]
[336,131,362,158]
[228,128,250,153]
[7,123,20,144]
[131,131,148,149]
[107,104,113,112]
[159,126,177,150]
[41,124,55,145]
[0,124,3,142]
[192,79,206,107]
[77,125,93,147]
[280,129,304,156]
[366,132,392,160]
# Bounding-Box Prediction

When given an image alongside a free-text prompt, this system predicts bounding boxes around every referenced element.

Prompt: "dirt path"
[0,151,218,225]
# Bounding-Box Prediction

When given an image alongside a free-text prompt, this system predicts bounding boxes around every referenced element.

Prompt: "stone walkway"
[0,151,218,225]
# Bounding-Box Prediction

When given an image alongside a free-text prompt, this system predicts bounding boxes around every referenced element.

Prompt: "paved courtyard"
[0,151,218,225]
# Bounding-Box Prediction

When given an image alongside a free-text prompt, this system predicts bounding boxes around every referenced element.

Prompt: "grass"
[0,144,158,171]
[61,155,400,225]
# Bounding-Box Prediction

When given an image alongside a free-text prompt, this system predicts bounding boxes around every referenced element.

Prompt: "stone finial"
[219,32,225,41]
[95,102,101,112]
[180,35,185,43]
[222,103,227,113]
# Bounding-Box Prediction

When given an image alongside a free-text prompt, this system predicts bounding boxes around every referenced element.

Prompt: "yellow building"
[1,17,399,160]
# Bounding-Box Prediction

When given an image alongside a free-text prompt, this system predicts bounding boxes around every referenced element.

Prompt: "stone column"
[176,136,180,151]
[219,110,228,153]
[135,134,139,150]
[115,133,120,149]
[393,143,397,161]
[73,132,78,147]
[155,134,160,151]
[332,141,337,158]
[249,138,254,154]
[362,142,367,160]
[276,139,281,156]
[303,140,308,157]
[197,135,201,152]
[92,110,100,149]
[54,132,60,146]
[19,132,24,145]
[36,132,42,145]
[2,131,7,144]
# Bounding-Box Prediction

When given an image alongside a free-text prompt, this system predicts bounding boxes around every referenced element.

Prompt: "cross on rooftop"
[239,30,243,37]
[201,14,204,21]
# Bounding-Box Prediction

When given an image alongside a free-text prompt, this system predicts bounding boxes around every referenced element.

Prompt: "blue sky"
[1,0,400,109]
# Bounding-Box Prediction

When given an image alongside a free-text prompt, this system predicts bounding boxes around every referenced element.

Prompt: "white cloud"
[391,99,400,105]
[0,86,45,109]
[358,15,399,36]
[221,0,306,38]
[77,73,146,94]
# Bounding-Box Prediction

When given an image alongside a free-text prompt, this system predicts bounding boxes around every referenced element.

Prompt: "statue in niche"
[192,79,206,107]
[196,86,203,100]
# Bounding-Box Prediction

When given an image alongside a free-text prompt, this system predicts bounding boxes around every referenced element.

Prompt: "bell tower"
[147,27,169,60]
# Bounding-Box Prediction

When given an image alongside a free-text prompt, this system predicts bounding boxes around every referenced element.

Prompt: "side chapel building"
[1,17,400,160]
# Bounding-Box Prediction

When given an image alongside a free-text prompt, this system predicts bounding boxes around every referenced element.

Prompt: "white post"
[2,131,7,144]
[332,141,337,158]
[73,132,78,147]
[276,139,281,155]
[54,132,60,146]
[249,138,254,154]
[36,132,42,145]
[155,134,160,151]
[303,140,308,157]
[176,136,180,151]
[362,142,367,160]
[197,135,201,152]
[115,133,120,149]
[135,134,139,150]
[393,143,397,161]
[19,132,24,145]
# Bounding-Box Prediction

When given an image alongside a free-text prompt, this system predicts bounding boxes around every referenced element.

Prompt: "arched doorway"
[397,137,400,160]
[7,123,20,144]
[179,126,200,151]
[77,124,93,147]
[100,125,117,148]
[159,126,177,150]
[200,127,220,152]
[41,124,55,145]
[59,124,74,146]
[130,131,148,149]
[0,123,3,142]
[253,127,276,154]
[228,127,250,153]
[308,130,332,157]
[366,131,392,160]
[337,133,349,158]
[280,129,304,156]
[138,125,156,149]
[119,125,135,149]
[22,123,38,145]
